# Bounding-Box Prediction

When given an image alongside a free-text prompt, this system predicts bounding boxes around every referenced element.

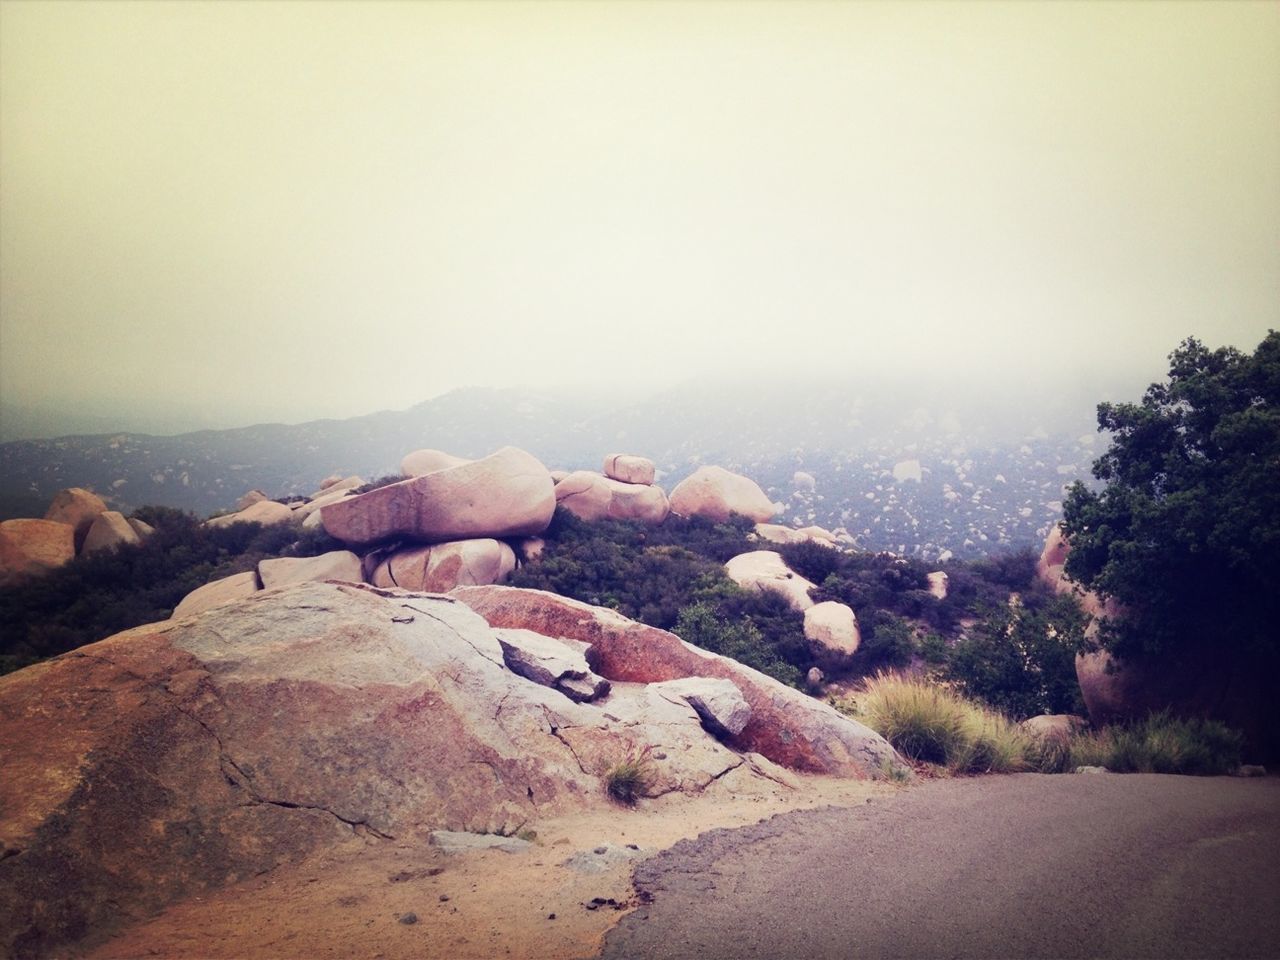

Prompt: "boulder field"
[0,581,907,958]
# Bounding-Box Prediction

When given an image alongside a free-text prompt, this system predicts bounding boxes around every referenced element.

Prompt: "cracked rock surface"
[1,579,874,958]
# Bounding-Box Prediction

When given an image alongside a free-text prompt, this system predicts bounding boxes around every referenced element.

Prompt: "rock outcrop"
[554,471,671,525]
[803,601,860,671]
[81,510,142,555]
[0,581,830,957]
[724,550,816,612]
[207,499,294,529]
[368,539,517,592]
[669,466,777,523]
[0,519,76,585]
[451,585,907,778]
[603,454,656,486]
[43,487,107,550]
[172,571,261,618]
[322,447,554,548]
[258,550,363,590]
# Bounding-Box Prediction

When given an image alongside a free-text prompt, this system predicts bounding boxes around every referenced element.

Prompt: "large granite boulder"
[258,550,362,590]
[603,454,656,486]
[322,447,554,548]
[368,539,517,592]
[236,489,269,511]
[725,550,816,612]
[554,471,670,524]
[754,523,838,548]
[669,466,777,523]
[172,571,261,618]
[207,500,295,529]
[81,511,142,556]
[401,449,470,478]
[451,585,908,779]
[0,582,786,957]
[0,519,76,585]
[43,487,107,551]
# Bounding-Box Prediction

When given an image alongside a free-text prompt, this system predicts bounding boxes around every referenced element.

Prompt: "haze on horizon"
[1,0,1277,438]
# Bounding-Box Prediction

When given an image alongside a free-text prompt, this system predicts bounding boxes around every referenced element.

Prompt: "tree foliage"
[1062,332,1280,664]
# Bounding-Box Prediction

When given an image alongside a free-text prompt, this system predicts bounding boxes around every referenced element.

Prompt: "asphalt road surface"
[601,773,1280,959]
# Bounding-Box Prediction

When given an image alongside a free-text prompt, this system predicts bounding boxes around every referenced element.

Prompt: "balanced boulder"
[369,539,517,593]
[322,447,554,549]
[724,550,815,612]
[603,454,656,486]
[669,466,776,523]
[0,519,75,585]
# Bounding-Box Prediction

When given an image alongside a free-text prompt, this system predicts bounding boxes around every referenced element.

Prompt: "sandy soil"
[85,770,893,960]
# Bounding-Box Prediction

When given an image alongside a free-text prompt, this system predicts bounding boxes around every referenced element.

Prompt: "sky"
[1,0,1277,435]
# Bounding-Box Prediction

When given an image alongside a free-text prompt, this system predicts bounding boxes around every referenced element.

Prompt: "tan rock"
[323,447,554,549]
[926,570,949,600]
[669,466,777,523]
[451,584,909,779]
[0,581,776,956]
[127,517,156,539]
[603,454,655,486]
[516,537,545,563]
[1020,714,1087,741]
[0,519,76,585]
[793,471,816,492]
[651,677,751,738]
[81,511,142,555]
[207,500,295,529]
[307,475,363,501]
[754,523,838,548]
[401,449,470,478]
[550,470,570,483]
[44,487,107,550]
[317,474,346,491]
[555,471,670,524]
[293,483,364,522]
[725,550,815,612]
[369,539,517,592]
[172,571,261,618]
[236,490,269,511]
[803,601,860,671]
[494,628,610,703]
[258,551,362,590]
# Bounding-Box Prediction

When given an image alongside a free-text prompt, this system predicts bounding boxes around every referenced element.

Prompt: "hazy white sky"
[1,0,1277,431]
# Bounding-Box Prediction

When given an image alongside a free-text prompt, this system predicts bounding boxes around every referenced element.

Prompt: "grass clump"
[604,746,656,805]
[1068,710,1243,776]
[844,672,1030,775]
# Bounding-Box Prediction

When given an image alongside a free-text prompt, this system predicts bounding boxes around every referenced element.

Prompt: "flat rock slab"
[428,831,532,855]
[561,843,646,874]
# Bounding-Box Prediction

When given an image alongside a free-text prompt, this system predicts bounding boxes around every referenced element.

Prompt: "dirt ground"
[85,771,892,960]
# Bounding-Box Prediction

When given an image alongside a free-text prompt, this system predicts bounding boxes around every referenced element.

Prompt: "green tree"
[1062,332,1280,667]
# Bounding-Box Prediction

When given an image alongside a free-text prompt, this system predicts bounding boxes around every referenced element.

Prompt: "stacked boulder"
[0,487,155,586]
[670,465,778,523]
[553,454,670,524]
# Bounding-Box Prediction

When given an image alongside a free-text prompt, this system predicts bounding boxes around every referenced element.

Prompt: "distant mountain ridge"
[0,381,1102,561]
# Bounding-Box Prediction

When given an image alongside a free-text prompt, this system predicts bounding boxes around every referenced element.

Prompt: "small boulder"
[803,601,860,670]
[603,454,655,486]
[236,490,269,511]
[127,517,156,540]
[44,487,107,551]
[81,511,142,556]
[322,447,555,548]
[670,466,777,523]
[1020,714,1087,741]
[926,571,949,600]
[369,539,517,592]
[401,449,470,478]
[651,677,751,738]
[725,550,815,612]
[516,537,545,564]
[207,500,295,529]
[258,550,363,590]
[495,629,610,703]
[0,519,76,585]
[793,471,816,492]
[754,523,838,548]
[171,571,260,618]
[317,474,345,491]
[892,459,923,483]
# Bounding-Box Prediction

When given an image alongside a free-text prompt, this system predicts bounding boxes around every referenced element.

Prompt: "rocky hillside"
[0,381,1100,561]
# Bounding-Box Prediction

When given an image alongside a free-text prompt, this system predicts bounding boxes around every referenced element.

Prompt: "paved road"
[601,774,1280,959]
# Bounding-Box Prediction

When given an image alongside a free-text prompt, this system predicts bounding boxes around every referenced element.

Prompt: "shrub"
[778,540,840,585]
[674,601,802,687]
[351,474,402,495]
[1069,711,1244,776]
[844,673,1030,774]
[604,746,655,805]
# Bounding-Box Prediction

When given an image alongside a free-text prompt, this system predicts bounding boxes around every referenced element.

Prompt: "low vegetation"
[841,673,1245,777]
[604,746,656,805]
